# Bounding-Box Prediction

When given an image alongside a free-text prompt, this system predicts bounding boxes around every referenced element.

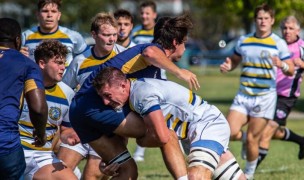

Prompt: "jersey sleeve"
[62,55,81,89]
[24,59,44,93]
[70,30,88,55]
[277,38,291,61]
[130,81,162,116]
[61,83,75,127]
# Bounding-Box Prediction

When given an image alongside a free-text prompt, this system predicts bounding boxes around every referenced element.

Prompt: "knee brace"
[188,148,220,173]
[213,157,243,180]
[108,150,131,165]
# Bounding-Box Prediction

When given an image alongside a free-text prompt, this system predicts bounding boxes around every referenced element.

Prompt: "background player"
[114,9,136,48]
[19,39,79,180]
[21,0,88,70]
[220,3,294,179]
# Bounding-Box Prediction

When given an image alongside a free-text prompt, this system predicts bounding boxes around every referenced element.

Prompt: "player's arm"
[136,109,171,147]
[25,88,48,147]
[220,53,242,73]
[142,45,200,90]
[272,57,294,76]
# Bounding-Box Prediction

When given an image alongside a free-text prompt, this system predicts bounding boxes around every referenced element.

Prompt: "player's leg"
[213,150,246,180]
[244,91,276,179]
[257,120,279,167]
[89,134,138,179]
[33,162,77,180]
[187,104,245,179]
[57,143,85,178]
[227,93,250,141]
[82,144,105,180]
[24,150,77,180]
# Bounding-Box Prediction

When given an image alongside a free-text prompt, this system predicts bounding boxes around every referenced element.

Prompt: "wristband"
[281,62,289,72]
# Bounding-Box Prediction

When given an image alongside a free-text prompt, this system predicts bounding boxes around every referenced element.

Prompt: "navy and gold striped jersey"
[0,47,44,155]
[22,26,88,68]
[129,78,206,140]
[131,25,154,44]
[19,82,74,151]
[235,33,290,95]
[77,43,163,97]
[63,44,126,89]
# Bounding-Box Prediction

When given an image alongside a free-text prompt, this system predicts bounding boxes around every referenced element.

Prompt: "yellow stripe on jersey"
[188,90,195,105]
[243,36,276,46]
[79,51,117,69]
[133,29,154,36]
[27,30,69,40]
[21,140,52,151]
[19,91,24,110]
[241,72,272,79]
[242,62,272,69]
[25,79,38,93]
[121,55,149,74]
[241,82,270,88]
[172,117,179,129]
[19,120,56,128]
[45,85,66,100]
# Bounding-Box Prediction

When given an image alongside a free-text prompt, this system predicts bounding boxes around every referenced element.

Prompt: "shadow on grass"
[294,99,304,112]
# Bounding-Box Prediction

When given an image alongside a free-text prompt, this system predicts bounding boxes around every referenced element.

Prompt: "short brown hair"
[91,12,118,33]
[38,0,62,11]
[34,39,68,64]
[93,67,126,91]
[254,3,274,19]
[140,1,157,12]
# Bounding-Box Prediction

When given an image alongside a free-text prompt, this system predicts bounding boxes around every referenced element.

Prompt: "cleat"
[245,173,254,180]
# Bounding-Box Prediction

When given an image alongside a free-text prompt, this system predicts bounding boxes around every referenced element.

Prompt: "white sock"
[73,166,82,180]
[177,175,188,180]
[133,145,145,157]
[244,158,258,175]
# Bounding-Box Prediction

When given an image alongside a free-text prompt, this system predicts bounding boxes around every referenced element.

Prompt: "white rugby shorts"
[60,143,100,158]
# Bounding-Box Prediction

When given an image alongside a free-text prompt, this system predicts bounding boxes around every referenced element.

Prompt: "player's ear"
[38,59,46,69]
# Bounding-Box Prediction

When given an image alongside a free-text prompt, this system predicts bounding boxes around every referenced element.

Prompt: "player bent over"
[93,67,247,180]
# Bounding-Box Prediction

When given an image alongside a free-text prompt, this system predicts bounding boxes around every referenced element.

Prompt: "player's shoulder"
[22,26,38,36]
[113,43,127,53]
[58,26,84,38]
[57,81,75,96]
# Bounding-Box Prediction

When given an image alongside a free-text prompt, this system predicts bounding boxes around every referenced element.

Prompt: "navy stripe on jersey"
[46,95,69,106]
[142,104,161,116]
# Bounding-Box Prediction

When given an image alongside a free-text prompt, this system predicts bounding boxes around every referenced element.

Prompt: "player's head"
[153,14,193,62]
[34,39,68,84]
[37,0,62,33]
[139,1,157,29]
[114,9,134,42]
[93,67,129,110]
[280,16,301,44]
[254,3,274,34]
[0,18,22,50]
[91,12,118,52]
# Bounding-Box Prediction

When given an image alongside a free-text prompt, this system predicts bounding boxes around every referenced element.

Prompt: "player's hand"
[177,69,200,90]
[32,129,47,147]
[220,57,232,73]
[60,128,80,146]
[294,58,304,69]
[271,56,283,68]
[20,46,29,57]
[99,162,120,177]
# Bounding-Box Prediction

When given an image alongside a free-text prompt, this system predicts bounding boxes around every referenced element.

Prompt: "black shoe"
[298,144,304,160]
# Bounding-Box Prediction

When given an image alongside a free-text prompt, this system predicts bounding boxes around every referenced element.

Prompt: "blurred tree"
[191,0,304,49]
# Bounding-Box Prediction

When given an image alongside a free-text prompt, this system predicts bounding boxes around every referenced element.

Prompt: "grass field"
[80,66,304,180]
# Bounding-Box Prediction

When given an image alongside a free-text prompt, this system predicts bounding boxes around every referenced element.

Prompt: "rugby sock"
[256,147,268,168]
[282,127,304,145]
[177,175,188,180]
[244,158,258,177]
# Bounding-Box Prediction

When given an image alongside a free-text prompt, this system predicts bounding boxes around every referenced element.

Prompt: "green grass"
[79,66,304,180]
